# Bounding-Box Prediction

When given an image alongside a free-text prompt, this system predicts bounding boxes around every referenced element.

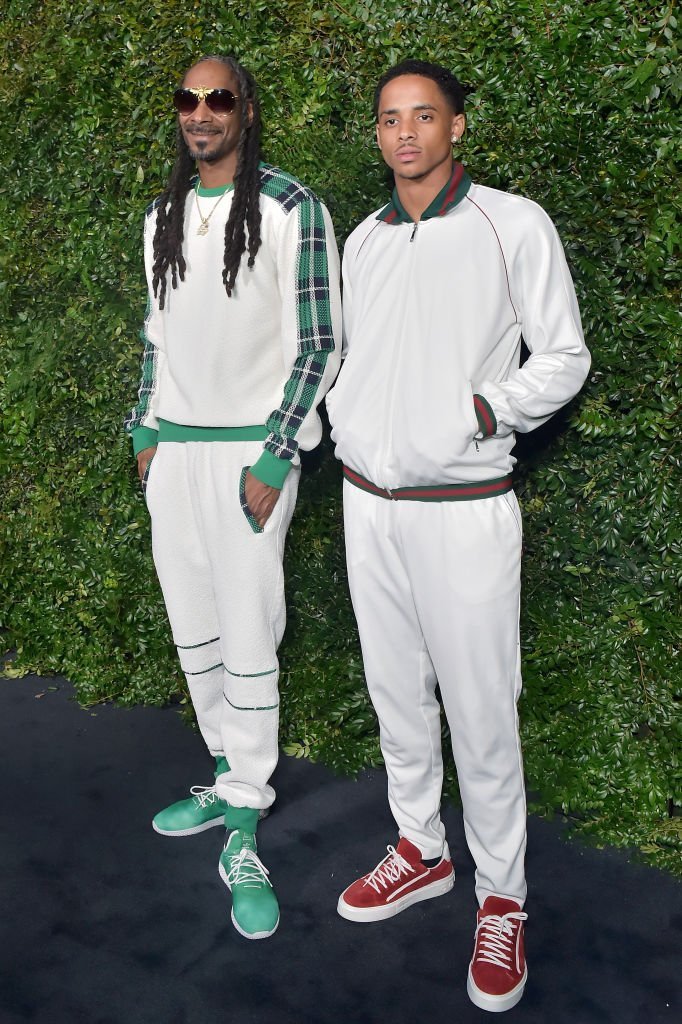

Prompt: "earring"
[451,135,459,144]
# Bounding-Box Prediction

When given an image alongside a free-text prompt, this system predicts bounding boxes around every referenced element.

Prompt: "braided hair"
[151,55,263,309]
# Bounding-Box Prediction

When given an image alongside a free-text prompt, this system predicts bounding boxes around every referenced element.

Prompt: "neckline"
[195,181,235,198]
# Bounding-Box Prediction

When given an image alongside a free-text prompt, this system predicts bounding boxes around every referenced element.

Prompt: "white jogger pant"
[145,440,299,810]
[343,481,527,907]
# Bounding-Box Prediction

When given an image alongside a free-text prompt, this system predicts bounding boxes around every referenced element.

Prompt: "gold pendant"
[197,222,209,236]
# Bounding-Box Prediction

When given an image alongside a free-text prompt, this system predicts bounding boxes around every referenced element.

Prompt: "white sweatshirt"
[126,164,342,488]
[326,167,591,491]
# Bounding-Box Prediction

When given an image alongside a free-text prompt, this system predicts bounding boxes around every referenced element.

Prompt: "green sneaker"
[152,756,229,837]
[219,830,279,939]
[152,783,228,836]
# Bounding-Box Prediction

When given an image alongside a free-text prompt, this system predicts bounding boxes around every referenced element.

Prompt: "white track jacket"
[326,165,591,491]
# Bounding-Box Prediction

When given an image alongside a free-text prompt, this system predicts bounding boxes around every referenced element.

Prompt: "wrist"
[250,449,291,489]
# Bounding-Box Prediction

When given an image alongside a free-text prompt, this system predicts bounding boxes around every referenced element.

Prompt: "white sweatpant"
[145,440,299,810]
[343,481,527,907]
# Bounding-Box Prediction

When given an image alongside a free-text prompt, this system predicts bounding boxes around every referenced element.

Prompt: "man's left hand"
[245,471,280,529]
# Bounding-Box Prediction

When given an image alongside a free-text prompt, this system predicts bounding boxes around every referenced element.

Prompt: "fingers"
[137,454,150,481]
[244,472,280,528]
[250,489,278,528]
[136,445,158,482]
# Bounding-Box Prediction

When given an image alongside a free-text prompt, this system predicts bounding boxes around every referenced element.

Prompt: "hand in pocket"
[244,470,280,528]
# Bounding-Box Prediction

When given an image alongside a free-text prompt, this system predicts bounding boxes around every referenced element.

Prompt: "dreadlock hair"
[151,54,263,309]
[373,59,473,119]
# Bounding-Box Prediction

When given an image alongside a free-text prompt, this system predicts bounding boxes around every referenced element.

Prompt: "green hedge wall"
[1,0,680,872]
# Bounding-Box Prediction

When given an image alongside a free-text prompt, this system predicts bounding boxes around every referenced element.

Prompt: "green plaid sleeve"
[263,349,332,462]
[123,298,160,454]
[262,193,336,465]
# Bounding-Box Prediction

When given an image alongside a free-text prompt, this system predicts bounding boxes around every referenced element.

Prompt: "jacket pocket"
[472,391,498,439]
[239,467,263,535]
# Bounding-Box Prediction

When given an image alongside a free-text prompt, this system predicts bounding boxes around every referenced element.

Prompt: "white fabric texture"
[326,181,591,490]
[343,481,527,906]
[146,440,299,810]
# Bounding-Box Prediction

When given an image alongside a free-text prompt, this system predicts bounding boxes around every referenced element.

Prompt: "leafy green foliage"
[1,1,679,872]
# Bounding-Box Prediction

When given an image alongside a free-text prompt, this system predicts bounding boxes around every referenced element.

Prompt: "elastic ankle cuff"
[225,806,260,832]
[214,755,230,776]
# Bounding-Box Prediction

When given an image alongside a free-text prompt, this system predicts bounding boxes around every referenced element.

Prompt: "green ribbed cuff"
[131,426,158,457]
[250,449,292,489]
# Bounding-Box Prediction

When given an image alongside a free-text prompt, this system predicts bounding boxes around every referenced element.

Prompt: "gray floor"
[1,674,680,1024]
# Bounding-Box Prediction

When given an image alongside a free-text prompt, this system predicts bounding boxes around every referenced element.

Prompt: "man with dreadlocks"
[125,55,341,940]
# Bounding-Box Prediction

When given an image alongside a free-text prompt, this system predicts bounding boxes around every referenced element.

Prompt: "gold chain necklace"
[194,181,229,236]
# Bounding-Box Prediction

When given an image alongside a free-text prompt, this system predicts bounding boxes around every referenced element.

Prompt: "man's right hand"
[137,445,158,482]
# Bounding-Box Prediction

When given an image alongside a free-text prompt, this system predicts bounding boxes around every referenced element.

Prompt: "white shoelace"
[190,784,221,809]
[474,910,528,971]
[364,845,416,893]
[225,848,273,889]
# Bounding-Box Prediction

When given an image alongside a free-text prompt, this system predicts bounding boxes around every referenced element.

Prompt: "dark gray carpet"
[0,675,679,1024]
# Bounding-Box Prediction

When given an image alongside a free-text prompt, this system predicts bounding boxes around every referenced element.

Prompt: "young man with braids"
[125,55,341,940]
[326,60,590,1010]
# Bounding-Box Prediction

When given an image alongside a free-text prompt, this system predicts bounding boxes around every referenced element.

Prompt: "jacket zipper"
[380,221,419,485]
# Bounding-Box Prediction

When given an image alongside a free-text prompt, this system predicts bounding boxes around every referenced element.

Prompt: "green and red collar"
[377,162,472,225]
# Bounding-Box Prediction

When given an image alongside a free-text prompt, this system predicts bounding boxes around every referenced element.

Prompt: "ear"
[246,100,254,126]
[450,112,466,143]
[375,123,381,146]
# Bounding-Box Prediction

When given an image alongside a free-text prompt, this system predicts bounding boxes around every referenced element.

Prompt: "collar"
[194,161,271,197]
[376,162,472,225]
[192,175,235,198]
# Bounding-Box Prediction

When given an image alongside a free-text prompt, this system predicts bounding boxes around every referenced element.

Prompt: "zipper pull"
[410,222,418,242]
[475,440,480,453]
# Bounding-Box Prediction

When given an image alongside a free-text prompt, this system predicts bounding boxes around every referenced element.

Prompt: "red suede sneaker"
[467,895,528,1013]
[337,837,454,922]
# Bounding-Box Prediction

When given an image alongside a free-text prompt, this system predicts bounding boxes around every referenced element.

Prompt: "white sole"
[337,869,454,922]
[231,908,279,940]
[152,816,225,837]
[152,805,269,838]
[466,966,527,1013]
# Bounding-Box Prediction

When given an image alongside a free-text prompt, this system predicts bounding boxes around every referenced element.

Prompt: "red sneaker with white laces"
[337,837,454,922]
[467,895,528,1013]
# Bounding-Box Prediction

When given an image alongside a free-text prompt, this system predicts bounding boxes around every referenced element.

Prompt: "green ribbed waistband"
[157,419,268,443]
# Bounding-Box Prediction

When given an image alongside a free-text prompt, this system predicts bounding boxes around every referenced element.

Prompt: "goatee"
[188,146,219,163]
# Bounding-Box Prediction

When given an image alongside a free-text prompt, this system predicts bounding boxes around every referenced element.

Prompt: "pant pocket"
[239,466,264,535]
[501,491,523,542]
[141,455,156,500]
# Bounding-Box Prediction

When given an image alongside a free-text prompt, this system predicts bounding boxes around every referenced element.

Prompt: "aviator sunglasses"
[173,86,240,116]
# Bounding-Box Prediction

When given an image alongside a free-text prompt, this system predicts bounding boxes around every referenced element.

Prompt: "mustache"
[185,126,222,135]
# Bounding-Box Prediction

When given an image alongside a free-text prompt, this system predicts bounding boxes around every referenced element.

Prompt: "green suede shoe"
[152,784,228,836]
[152,756,229,837]
[219,829,279,939]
